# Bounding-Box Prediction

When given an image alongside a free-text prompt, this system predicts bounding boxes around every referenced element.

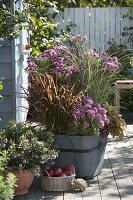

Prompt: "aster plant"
[25,35,126,139]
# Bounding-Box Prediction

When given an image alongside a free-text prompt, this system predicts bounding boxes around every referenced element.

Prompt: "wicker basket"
[41,174,76,192]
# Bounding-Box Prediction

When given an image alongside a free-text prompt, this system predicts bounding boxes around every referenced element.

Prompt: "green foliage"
[0,120,58,171]
[130,57,133,67]
[106,40,133,111]
[56,0,79,8]
[0,151,16,200]
[78,0,133,7]
[58,0,133,7]
[105,40,133,77]
[122,10,133,45]
[103,104,126,139]
[121,90,133,111]
[0,0,60,54]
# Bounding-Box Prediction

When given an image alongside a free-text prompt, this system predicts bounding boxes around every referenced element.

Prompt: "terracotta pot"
[5,170,34,196]
[14,170,34,195]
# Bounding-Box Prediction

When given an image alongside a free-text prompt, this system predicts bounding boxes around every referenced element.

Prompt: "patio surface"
[14,124,133,200]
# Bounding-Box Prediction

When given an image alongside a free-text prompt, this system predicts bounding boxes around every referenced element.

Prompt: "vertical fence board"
[74,8,81,34]
[79,8,85,36]
[84,8,90,47]
[57,11,64,34]
[95,8,101,50]
[68,8,75,35]
[89,8,96,48]
[104,8,111,48]
[100,8,106,52]
[63,8,69,33]
[115,7,121,44]
[110,7,116,40]
[120,7,129,45]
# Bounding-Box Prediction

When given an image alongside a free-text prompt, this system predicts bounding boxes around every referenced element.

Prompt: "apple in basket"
[42,169,54,177]
[42,165,75,177]
[54,168,63,177]
[62,165,75,176]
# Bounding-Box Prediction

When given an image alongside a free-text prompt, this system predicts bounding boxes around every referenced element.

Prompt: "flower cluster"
[0,120,58,171]
[27,56,37,71]
[27,44,79,78]
[85,48,100,59]
[69,34,88,43]
[101,54,121,72]
[85,48,121,72]
[27,35,121,79]
[72,96,110,132]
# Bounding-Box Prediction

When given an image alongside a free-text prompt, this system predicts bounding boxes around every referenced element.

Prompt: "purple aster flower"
[97,120,105,129]
[101,53,121,72]
[94,103,101,109]
[95,114,102,121]
[72,109,82,120]
[83,96,93,105]
[26,57,37,70]
[67,65,77,77]
[87,110,95,119]
[85,103,92,109]
[92,107,98,113]
[98,108,107,115]
[83,121,89,129]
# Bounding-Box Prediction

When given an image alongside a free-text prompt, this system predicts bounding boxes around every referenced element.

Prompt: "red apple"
[62,165,75,176]
[54,168,63,177]
[47,169,54,177]
[63,169,73,176]
[24,44,31,50]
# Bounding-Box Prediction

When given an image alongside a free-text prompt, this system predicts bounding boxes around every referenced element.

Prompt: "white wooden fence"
[57,7,133,51]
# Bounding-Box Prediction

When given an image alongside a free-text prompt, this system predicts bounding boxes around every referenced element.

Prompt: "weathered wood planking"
[57,7,133,51]
[105,134,133,200]
[0,0,29,127]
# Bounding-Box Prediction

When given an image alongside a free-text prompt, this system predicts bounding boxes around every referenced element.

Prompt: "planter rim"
[54,134,101,138]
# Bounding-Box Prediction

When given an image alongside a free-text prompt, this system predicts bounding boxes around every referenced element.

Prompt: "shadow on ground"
[121,111,133,125]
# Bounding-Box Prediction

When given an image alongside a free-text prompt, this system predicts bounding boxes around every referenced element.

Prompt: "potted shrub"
[24,35,126,179]
[0,120,58,195]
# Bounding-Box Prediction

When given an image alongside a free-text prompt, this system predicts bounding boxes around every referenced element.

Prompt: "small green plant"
[0,78,16,200]
[0,151,16,200]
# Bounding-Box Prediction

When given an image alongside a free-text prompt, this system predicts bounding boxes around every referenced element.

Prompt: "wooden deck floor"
[14,125,133,200]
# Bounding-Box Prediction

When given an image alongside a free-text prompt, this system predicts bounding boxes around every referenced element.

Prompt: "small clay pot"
[5,170,34,196]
